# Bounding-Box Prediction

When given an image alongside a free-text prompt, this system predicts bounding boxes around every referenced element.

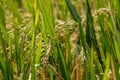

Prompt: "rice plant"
[0,0,120,80]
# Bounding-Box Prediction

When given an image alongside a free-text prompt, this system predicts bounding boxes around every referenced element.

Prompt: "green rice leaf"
[65,0,81,22]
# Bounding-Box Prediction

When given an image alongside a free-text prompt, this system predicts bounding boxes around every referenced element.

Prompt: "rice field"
[0,0,120,80]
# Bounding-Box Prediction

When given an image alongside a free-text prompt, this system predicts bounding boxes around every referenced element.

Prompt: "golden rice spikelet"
[70,28,84,80]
